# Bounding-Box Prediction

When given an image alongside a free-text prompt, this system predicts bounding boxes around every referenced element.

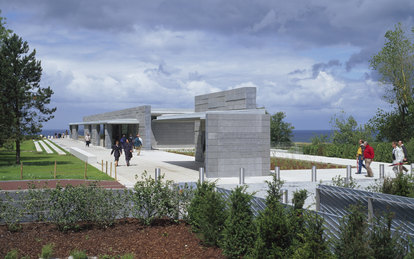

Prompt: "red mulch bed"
[0,179,125,190]
[0,219,225,258]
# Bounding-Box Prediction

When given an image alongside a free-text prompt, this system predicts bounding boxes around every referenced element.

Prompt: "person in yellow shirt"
[356,139,366,174]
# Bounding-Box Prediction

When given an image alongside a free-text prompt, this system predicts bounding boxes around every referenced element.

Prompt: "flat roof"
[155,109,265,122]
[69,119,139,126]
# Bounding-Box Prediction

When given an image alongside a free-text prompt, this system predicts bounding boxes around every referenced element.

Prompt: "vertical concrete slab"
[195,120,206,162]
[91,124,100,146]
[136,105,152,150]
[205,112,270,178]
[105,124,113,148]
[84,125,91,137]
[71,125,78,140]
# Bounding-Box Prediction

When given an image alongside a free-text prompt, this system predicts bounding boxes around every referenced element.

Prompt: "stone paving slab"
[52,138,200,188]
[44,139,66,155]
[33,141,42,152]
[38,140,53,154]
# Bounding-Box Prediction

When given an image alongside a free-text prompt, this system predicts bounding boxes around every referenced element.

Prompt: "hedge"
[303,139,414,163]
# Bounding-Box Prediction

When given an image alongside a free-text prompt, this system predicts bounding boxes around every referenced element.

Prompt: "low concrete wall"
[69,147,97,164]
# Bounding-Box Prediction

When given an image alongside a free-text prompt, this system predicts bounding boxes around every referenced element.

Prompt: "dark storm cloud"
[2,0,414,49]
[312,60,341,78]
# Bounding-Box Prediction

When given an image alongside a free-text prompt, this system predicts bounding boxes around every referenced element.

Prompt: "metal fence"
[317,184,414,239]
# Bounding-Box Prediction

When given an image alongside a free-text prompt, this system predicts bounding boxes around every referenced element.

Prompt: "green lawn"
[0,140,113,181]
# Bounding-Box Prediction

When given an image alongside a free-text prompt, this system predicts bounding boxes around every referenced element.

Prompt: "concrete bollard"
[199,167,205,184]
[379,164,385,179]
[275,166,280,181]
[155,168,161,182]
[346,165,351,184]
[282,189,288,204]
[311,165,317,182]
[411,163,414,175]
[239,168,245,185]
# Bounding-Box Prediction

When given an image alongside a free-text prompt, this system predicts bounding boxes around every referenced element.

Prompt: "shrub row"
[303,138,414,163]
[0,172,193,231]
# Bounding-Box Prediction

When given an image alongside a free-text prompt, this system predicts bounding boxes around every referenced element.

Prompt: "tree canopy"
[0,32,56,163]
[369,23,414,141]
[330,111,373,144]
[270,112,294,146]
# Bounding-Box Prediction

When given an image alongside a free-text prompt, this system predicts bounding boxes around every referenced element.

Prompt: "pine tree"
[0,33,56,163]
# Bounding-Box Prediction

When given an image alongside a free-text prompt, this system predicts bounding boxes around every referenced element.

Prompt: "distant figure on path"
[364,141,375,177]
[392,141,404,176]
[124,138,133,166]
[134,134,143,156]
[111,140,123,167]
[120,134,127,149]
[356,139,366,174]
[85,133,91,147]
[398,140,409,172]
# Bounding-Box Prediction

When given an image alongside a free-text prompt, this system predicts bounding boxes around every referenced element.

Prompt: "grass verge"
[0,140,113,181]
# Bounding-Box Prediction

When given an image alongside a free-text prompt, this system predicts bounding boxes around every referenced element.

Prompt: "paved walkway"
[52,138,201,188]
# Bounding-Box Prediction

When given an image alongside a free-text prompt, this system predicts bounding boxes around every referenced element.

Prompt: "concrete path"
[33,141,42,152]
[38,140,53,154]
[52,138,201,188]
[44,139,66,155]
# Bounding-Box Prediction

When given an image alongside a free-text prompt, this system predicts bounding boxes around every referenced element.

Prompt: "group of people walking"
[111,134,143,167]
[356,139,409,177]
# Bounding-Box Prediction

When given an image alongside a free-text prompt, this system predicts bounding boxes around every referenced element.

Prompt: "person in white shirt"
[392,141,404,176]
[85,134,91,147]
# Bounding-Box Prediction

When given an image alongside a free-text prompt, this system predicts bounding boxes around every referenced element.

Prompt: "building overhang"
[69,119,139,126]
[154,109,266,122]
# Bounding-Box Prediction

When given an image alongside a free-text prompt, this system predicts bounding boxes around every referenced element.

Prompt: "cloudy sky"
[1,0,413,130]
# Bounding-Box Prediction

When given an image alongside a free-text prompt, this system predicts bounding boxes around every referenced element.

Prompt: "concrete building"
[69,87,270,178]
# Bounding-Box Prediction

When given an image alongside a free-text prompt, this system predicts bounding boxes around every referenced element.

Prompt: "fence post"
[199,167,204,183]
[367,197,374,223]
[239,168,245,185]
[275,166,280,181]
[315,188,320,211]
[105,161,108,175]
[20,162,23,180]
[54,161,57,179]
[346,165,352,184]
[110,162,112,177]
[84,161,87,179]
[379,164,385,179]
[311,165,317,182]
[155,168,161,182]
[101,159,104,172]
[115,165,117,180]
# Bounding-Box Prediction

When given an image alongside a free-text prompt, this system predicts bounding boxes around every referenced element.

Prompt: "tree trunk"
[15,138,20,164]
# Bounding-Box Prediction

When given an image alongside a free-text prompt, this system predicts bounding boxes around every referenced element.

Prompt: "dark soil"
[0,219,225,258]
[0,179,125,190]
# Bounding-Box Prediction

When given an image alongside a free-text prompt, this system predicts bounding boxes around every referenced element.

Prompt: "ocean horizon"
[41,128,333,143]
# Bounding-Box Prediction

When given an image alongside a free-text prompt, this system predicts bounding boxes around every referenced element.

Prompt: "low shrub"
[39,243,54,259]
[131,171,181,225]
[0,192,24,231]
[220,185,256,258]
[48,183,123,231]
[70,250,88,259]
[188,181,226,246]
[4,249,18,259]
[334,204,373,258]
[291,213,333,259]
[380,174,414,198]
